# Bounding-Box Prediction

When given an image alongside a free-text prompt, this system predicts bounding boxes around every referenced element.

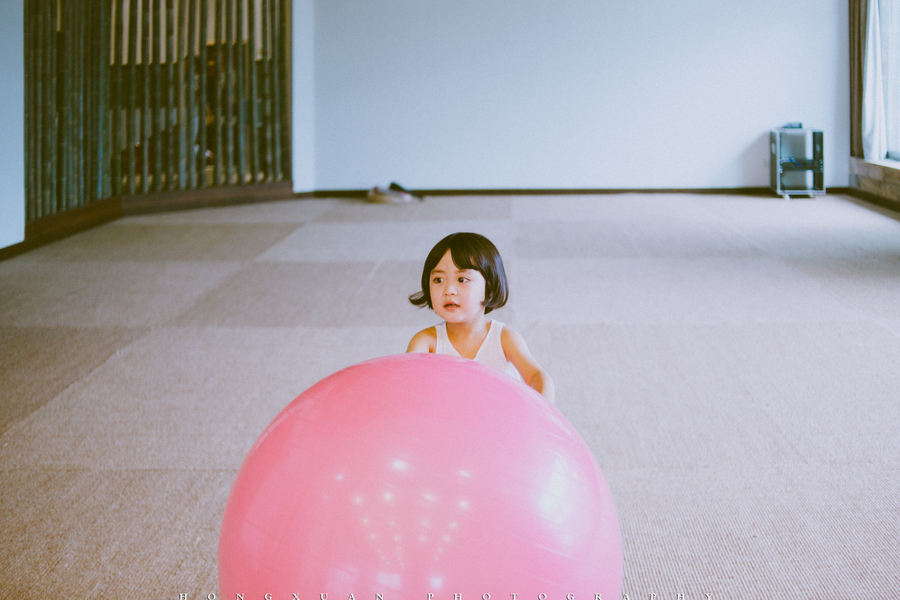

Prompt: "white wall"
[303,0,848,191]
[0,0,24,249]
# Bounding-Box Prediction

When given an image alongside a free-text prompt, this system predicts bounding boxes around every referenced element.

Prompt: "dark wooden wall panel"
[24,0,293,224]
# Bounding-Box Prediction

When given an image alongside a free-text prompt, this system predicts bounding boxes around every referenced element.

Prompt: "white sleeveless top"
[434,320,523,381]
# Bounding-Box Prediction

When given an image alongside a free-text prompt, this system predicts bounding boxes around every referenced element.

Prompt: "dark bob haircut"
[409,232,509,314]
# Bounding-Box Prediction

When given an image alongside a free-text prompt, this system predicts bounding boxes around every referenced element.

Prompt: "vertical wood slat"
[89,0,98,205]
[62,0,71,210]
[40,0,47,215]
[166,0,176,190]
[88,0,95,203]
[26,0,44,220]
[215,0,228,185]
[180,0,186,189]
[39,0,47,216]
[69,0,78,209]
[154,0,164,191]
[23,0,31,220]
[72,0,81,209]
[59,0,67,212]
[47,0,54,213]
[27,0,35,218]
[211,1,219,185]
[214,0,224,186]
[248,0,257,182]
[49,0,58,213]
[199,0,209,187]
[175,0,182,191]
[84,0,94,205]
[263,0,273,183]
[236,0,246,183]
[225,0,234,185]
[61,0,71,212]
[127,0,138,194]
[271,0,282,180]
[32,0,42,217]
[99,0,112,201]
[41,0,49,211]
[65,0,72,209]
[187,0,197,188]
[75,0,85,209]
[178,0,188,189]
[45,0,53,215]
[112,0,122,195]
[281,0,290,179]
[59,0,65,211]
[85,1,93,204]
[91,0,99,204]
[66,1,76,211]
[142,0,151,192]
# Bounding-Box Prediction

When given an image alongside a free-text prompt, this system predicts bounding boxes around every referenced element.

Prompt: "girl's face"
[429,250,487,325]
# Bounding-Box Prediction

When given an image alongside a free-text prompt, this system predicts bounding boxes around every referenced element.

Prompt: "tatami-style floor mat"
[2,193,899,598]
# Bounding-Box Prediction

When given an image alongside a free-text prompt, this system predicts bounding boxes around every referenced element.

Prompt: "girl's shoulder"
[496,321,516,340]
[406,325,438,353]
[499,323,529,354]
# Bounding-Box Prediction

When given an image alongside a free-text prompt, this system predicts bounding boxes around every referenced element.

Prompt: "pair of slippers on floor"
[367,182,424,204]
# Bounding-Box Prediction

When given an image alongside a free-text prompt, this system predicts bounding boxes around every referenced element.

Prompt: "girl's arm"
[406,327,437,353]
[501,326,556,404]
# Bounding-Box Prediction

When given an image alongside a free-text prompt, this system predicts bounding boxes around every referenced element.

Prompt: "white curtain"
[864,0,900,160]
[863,0,887,160]
[883,1,900,158]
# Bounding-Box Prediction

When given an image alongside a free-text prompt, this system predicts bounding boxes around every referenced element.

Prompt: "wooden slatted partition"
[24,0,292,223]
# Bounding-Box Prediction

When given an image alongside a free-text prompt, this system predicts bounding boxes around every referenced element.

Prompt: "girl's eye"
[432,277,443,284]
[458,277,469,283]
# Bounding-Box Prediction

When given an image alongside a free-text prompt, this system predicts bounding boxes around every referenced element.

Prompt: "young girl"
[406,232,555,404]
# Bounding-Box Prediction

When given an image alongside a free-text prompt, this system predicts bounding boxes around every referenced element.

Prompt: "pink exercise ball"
[218,353,622,598]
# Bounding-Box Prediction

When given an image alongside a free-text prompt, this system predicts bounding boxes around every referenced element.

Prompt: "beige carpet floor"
[1,193,899,598]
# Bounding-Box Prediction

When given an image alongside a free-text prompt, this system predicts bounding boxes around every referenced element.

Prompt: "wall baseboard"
[122,181,295,215]
[0,184,872,262]
[0,182,296,262]
[0,197,122,262]
[309,186,777,198]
